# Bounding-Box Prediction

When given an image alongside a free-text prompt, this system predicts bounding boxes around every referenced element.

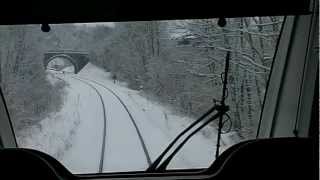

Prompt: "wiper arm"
[146,105,219,172]
[147,46,231,172]
[155,105,229,172]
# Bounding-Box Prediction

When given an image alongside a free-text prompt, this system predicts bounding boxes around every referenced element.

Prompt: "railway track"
[72,76,152,166]
[70,77,108,173]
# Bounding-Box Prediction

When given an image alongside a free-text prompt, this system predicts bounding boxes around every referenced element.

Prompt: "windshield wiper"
[156,105,229,172]
[146,104,218,172]
[147,30,231,171]
[146,104,227,172]
[147,49,231,172]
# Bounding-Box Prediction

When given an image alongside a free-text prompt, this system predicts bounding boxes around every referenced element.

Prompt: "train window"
[0,16,284,174]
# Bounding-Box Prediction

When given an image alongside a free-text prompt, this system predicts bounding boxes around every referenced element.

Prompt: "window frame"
[257,8,318,138]
[0,1,317,179]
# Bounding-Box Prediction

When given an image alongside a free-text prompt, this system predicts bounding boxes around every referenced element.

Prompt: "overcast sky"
[73,22,115,28]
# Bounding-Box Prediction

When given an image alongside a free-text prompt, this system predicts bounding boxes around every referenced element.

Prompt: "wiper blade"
[147,48,231,172]
[146,104,223,172]
[155,105,229,172]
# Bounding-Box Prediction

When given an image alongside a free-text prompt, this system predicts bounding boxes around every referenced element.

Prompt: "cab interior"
[0,0,318,179]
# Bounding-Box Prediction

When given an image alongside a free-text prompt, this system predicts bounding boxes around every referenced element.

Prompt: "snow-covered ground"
[18,71,105,174]
[77,63,235,169]
[17,63,236,174]
[17,72,82,162]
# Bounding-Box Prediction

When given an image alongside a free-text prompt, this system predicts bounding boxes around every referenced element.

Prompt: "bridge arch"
[46,54,78,73]
[43,50,90,74]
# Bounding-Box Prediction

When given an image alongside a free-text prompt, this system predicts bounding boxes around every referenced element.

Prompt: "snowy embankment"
[16,72,81,161]
[17,70,105,174]
[78,63,237,169]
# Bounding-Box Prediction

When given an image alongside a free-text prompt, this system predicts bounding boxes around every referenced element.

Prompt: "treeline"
[84,17,283,139]
[0,25,68,131]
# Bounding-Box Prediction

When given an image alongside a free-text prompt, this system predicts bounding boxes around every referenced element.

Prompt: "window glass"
[0,17,284,174]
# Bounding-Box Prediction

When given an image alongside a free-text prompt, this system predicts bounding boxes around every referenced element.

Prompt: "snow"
[16,73,81,162]
[78,79,150,172]
[56,75,104,174]
[77,63,234,169]
[61,66,75,73]
[17,63,234,174]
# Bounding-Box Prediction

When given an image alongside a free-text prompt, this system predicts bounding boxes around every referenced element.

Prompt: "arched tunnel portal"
[43,51,90,74]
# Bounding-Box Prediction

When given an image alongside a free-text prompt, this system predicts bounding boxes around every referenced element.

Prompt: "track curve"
[70,77,107,173]
[73,76,152,166]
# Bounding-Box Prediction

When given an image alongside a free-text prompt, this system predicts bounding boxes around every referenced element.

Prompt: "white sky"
[73,22,115,28]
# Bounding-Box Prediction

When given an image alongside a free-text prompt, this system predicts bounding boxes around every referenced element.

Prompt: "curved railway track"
[51,70,152,171]
[69,77,108,173]
[71,76,152,167]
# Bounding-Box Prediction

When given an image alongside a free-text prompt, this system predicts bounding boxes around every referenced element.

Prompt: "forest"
[0,16,283,140]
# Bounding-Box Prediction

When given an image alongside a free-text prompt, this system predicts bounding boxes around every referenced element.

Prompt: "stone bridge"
[43,50,90,74]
